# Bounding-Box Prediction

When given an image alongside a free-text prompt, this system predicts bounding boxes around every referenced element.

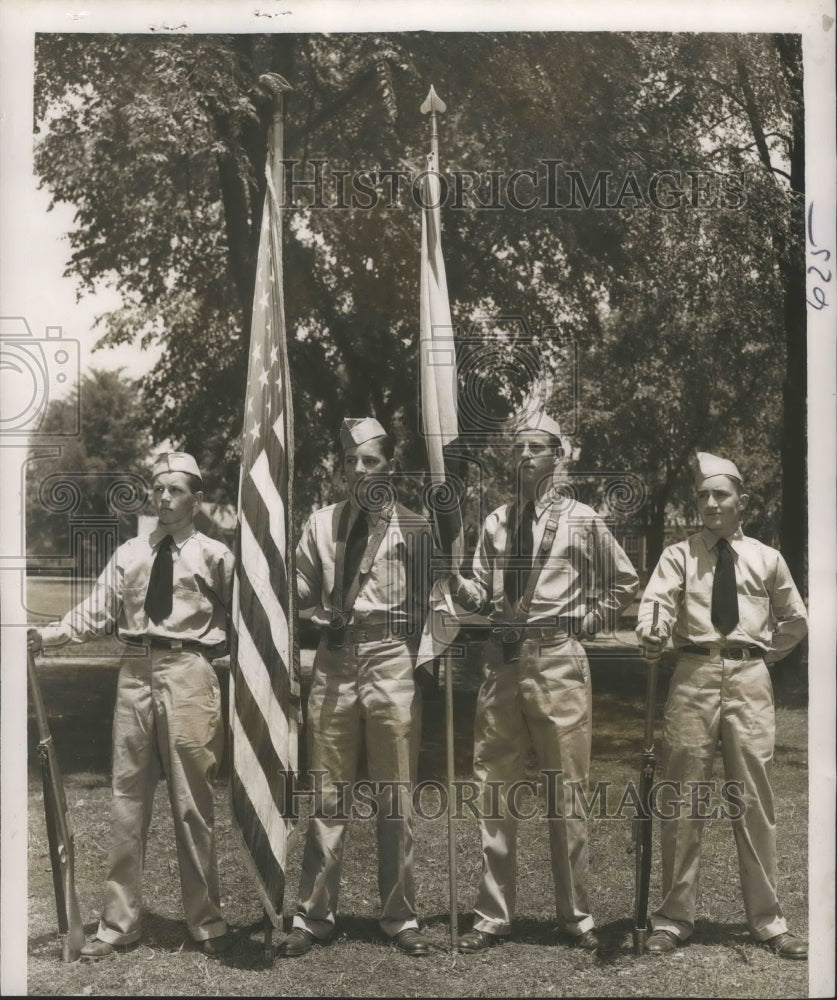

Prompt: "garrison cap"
[693,451,743,486]
[151,452,203,482]
[340,417,388,450]
[512,410,563,441]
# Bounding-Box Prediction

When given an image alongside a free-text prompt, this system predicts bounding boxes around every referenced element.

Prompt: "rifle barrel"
[28,650,86,962]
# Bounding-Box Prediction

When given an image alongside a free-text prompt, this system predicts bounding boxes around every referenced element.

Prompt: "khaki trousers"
[651,651,787,942]
[293,637,421,939]
[471,636,594,937]
[97,646,226,945]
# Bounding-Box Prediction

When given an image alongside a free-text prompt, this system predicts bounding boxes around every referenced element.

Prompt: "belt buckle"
[170,639,183,650]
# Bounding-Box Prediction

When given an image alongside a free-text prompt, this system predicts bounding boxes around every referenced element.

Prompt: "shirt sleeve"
[592,517,639,625]
[295,515,322,613]
[636,544,685,641]
[41,551,123,647]
[764,551,808,662]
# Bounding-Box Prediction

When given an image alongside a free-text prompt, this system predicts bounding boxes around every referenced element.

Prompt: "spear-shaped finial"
[420,85,447,160]
[258,72,293,118]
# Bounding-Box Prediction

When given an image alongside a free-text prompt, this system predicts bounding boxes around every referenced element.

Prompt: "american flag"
[230,116,299,928]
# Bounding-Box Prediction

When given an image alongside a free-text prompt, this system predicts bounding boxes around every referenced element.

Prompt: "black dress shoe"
[561,929,599,952]
[79,938,116,961]
[393,928,429,956]
[645,929,680,955]
[200,934,232,957]
[279,927,323,958]
[762,932,807,960]
[457,929,505,953]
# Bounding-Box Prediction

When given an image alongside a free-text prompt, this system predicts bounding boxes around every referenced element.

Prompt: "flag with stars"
[230,126,300,928]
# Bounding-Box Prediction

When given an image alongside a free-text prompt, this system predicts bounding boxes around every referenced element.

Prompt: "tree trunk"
[777,35,807,595]
[645,485,669,572]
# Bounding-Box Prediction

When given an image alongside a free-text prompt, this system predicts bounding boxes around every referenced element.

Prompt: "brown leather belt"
[679,644,765,660]
[489,625,572,645]
[321,623,407,648]
[124,635,224,655]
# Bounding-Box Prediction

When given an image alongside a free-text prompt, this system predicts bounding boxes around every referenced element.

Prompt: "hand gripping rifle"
[632,601,660,955]
[27,650,86,962]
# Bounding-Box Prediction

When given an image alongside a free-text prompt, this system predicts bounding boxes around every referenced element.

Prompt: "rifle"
[27,649,86,962]
[632,601,660,954]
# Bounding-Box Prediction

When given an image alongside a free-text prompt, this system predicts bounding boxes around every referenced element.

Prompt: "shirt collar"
[700,525,745,551]
[533,495,552,519]
[347,499,393,527]
[150,523,196,550]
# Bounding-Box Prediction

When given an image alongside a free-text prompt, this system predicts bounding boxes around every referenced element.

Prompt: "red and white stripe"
[230,146,299,927]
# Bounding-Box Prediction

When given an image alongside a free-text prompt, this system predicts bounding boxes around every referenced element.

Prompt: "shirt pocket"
[171,580,214,630]
[737,594,770,640]
[368,541,407,603]
[122,586,150,630]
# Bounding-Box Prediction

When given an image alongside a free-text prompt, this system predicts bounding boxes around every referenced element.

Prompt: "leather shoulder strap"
[515,500,563,619]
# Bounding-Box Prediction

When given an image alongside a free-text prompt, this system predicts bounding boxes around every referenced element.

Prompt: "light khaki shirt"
[295,500,432,633]
[40,525,234,648]
[456,497,639,626]
[636,526,807,662]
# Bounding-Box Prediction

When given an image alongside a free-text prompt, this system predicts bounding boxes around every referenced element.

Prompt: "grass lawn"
[25,638,810,997]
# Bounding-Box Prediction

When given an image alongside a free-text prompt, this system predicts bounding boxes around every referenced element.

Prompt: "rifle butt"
[632,926,649,955]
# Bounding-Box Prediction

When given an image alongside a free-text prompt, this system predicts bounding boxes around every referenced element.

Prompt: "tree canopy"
[26,368,154,570]
[33,31,805,575]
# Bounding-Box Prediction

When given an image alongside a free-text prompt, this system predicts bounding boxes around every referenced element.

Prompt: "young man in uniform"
[450,413,639,953]
[280,417,433,958]
[636,451,808,959]
[28,452,234,959]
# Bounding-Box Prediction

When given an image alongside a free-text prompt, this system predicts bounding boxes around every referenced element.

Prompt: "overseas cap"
[512,410,563,441]
[340,417,388,450]
[693,451,743,486]
[151,452,203,482]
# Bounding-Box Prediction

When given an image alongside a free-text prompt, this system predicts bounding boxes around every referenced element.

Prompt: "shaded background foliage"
[32,31,805,581]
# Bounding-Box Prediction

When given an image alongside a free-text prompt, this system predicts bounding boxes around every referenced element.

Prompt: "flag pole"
[420,84,458,951]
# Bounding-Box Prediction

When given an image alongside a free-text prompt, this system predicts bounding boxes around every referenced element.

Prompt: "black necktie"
[144,535,174,624]
[711,537,739,635]
[504,501,535,607]
[342,511,369,606]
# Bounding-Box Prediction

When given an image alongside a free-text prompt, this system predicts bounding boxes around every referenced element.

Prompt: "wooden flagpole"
[420,84,458,951]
